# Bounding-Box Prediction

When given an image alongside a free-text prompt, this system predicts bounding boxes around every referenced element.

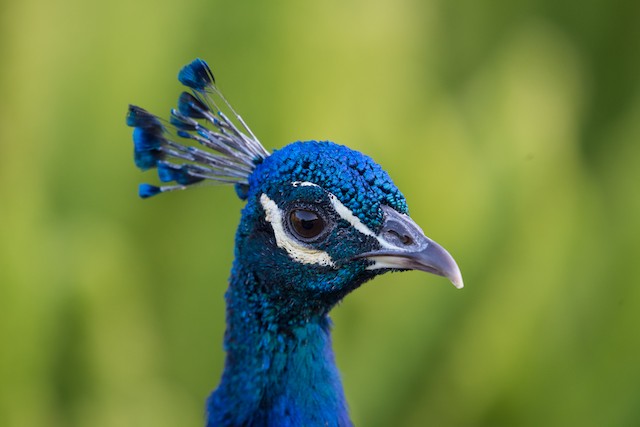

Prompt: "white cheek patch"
[260,193,336,268]
[365,257,407,271]
[328,194,397,250]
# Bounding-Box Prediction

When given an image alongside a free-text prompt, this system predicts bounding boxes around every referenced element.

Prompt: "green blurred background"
[1,0,639,426]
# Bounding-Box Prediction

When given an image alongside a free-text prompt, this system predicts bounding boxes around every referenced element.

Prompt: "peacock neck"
[206,263,352,427]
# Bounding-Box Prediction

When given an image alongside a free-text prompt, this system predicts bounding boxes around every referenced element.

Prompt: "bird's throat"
[206,269,352,427]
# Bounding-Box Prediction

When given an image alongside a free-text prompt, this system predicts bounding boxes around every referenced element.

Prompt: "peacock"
[127,59,463,427]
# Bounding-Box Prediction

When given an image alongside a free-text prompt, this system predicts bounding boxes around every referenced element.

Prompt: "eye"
[289,209,326,240]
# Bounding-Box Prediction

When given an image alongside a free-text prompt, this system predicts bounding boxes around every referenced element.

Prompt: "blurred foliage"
[1,0,639,426]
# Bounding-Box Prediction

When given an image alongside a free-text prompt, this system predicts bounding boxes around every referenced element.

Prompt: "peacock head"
[128,59,462,313]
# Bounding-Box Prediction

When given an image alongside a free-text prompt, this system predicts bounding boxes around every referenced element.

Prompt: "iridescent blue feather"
[127,58,269,197]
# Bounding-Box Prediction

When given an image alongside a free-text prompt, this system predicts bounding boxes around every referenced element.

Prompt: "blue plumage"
[178,58,216,89]
[133,127,164,151]
[127,59,463,426]
[138,183,161,199]
[127,104,163,128]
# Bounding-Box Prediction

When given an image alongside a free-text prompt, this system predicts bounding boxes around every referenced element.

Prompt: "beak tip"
[451,276,464,289]
[448,267,464,289]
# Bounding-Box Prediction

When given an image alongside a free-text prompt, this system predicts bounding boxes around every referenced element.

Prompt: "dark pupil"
[290,209,324,239]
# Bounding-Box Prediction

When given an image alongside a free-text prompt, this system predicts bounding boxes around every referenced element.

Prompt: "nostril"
[386,229,414,246]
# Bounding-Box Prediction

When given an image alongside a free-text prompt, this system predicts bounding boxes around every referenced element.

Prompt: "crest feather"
[127,59,270,198]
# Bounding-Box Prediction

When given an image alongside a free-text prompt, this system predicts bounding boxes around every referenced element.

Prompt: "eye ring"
[288,208,327,241]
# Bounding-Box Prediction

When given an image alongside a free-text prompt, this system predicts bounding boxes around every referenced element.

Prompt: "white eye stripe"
[291,181,319,187]
[264,183,398,267]
[260,193,336,268]
[289,181,375,239]
[328,194,375,238]
[328,194,397,250]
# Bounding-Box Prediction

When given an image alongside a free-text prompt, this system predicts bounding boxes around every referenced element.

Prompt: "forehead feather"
[248,141,408,230]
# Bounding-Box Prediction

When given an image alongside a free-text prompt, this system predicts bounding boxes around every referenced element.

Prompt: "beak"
[357,205,464,289]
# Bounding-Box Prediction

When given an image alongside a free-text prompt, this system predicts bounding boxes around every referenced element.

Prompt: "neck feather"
[206,264,352,427]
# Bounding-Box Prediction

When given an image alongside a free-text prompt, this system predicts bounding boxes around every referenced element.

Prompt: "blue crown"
[248,141,407,230]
